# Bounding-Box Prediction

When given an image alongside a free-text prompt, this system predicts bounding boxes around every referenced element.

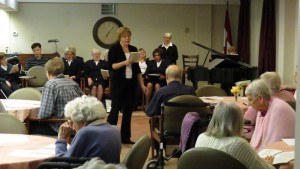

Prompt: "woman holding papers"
[84,48,109,101]
[195,102,275,169]
[144,48,170,105]
[107,26,146,144]
[0,52,20,97]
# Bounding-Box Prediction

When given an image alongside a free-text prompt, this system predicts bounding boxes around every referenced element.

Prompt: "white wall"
[0,1,297,85]
[3,3,239,68]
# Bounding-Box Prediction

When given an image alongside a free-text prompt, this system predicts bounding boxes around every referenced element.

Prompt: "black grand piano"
[187,41,259,92]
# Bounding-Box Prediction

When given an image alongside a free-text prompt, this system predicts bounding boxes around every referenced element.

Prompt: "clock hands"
[106,27,114,38]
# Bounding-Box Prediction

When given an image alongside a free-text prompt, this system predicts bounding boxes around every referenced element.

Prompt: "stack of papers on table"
[258,149,294,164]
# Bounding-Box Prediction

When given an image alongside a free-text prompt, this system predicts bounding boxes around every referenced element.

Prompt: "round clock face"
[93,17,123,49]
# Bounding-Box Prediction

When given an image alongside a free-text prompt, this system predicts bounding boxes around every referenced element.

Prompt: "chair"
[8,87,42,101]
[177,147,247,169]
[286,100,296,111]
[20,66,48,89]
[36,135,151,169]
[196,85,228,97]
[0,113,28,134]
[146,95,211,168]
[123,135,151,169]
[182,54,199,84]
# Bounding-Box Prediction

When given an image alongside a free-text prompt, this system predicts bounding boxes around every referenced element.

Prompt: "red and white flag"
[224,8,232,54]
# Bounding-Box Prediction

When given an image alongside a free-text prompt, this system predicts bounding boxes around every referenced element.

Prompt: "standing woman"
[107,27,147,144]
[158,32,178,65]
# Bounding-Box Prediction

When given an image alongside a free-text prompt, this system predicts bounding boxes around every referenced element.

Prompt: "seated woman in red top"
[144,48,170,105]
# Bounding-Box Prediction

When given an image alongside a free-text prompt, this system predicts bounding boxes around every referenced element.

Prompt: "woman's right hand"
[87,78,93,86]
[264,155,274,165]
[58,121,72,140]
[124,59,131,66]
[5,80,11,87]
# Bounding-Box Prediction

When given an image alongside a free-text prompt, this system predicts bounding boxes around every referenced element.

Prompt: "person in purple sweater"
[55,95,121,164]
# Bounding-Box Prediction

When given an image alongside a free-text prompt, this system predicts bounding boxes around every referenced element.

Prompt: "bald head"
[166,65,182,84]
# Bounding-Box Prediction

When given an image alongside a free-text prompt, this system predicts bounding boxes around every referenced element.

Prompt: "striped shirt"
[195,134,275,169]
[25,55,50,71]
[38,74,84,132]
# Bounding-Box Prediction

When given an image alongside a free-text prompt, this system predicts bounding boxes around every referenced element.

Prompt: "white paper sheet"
[0,135,29,144]
[282,138,295,146]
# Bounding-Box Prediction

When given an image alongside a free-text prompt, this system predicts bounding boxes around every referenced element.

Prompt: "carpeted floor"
[115,111,178,169]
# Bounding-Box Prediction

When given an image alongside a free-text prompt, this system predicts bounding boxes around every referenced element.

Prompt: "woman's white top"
[125,53,132,79]
[139,61,147,74]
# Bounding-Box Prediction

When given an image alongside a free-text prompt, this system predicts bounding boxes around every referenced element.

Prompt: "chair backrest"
[196,85,228,97]
[123,135,151,169]
[27,66,48,87]
[286,100,296,111]
[8,87,42,101]
[177,147,247,169]
[163,95,211,138]
[182,55,199,70]
[179,112,209,153]
[0,113,28,134]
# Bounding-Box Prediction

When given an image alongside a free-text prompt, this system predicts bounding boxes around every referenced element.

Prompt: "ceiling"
[1,0,240,11]
[16,0,240,4]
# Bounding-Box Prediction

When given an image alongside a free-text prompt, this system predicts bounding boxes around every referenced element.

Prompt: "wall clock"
[93,17,123,49]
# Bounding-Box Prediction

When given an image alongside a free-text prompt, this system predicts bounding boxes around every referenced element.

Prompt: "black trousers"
[107,79,137,141]
[0,81,20,97]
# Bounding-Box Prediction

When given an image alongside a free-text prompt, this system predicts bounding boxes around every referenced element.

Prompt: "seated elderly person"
[55,95,121,164]
[195,102,275,169]
[245,79,295,152]
[244,72,295,125]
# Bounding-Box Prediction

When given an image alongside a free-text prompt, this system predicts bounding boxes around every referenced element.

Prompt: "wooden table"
[0,134,56,169]
[199,96,248,112]
[1,99,40,122]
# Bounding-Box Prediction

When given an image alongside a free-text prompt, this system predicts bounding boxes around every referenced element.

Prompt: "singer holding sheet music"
[107,26,147,144]
[0,52,20,97]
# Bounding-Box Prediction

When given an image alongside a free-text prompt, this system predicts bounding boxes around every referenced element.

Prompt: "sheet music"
[129,52,141,63]
[206,58,224,70]
[101,69,109,80]
[9,64,19,74]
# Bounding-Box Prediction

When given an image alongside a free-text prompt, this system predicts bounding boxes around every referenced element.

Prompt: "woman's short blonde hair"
[45,57,64,76]
[64,47,76,55]
[64,95,107,123]
[117,27,131,40]
[205,101,244,137]
[260,71,281,94]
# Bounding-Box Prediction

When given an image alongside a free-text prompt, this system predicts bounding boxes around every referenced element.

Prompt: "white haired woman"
[195,101,275,169]
[55,95,121,164]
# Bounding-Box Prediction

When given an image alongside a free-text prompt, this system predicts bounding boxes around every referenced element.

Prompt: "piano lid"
[192,41,253,69]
